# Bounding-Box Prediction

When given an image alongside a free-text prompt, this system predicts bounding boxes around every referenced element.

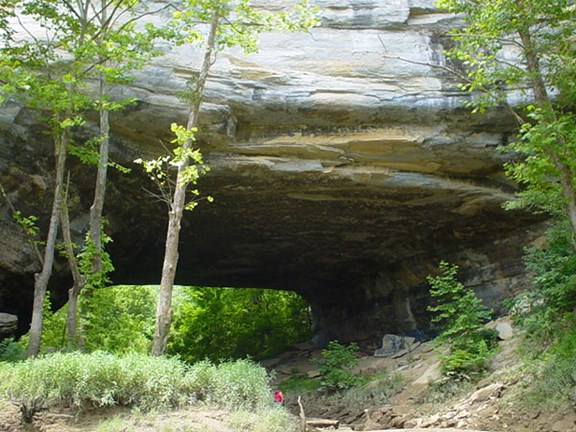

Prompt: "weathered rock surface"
[0,312,17,338]
[0,0,544,343]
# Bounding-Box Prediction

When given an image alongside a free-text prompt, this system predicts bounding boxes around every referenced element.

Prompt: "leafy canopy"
[437,0,576,219]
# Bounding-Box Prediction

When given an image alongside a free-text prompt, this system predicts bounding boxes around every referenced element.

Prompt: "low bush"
[524,324,576,409]
[0,338,25,363]
[227,408,297,432]
[278,370,321,394]
[0,352,193,422]
[315,341,360,392]
[417,377,475,408]
[338,371,403,411]
[193,358,273,410]
[0,352,276,423]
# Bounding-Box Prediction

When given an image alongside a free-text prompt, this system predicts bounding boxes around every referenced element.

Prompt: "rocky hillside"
[270,318,576,432]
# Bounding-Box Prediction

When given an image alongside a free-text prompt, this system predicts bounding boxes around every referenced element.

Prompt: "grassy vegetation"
[504,222,576,411]
[0,352,282,424]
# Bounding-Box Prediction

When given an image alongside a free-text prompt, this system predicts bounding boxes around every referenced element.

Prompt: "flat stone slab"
[0,312,17,336]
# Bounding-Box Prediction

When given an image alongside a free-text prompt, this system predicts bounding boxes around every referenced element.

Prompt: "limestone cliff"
[0,0,543,344]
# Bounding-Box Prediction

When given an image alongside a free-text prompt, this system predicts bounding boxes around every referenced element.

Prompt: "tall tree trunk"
[26,128,68,357]
[515,1,576,241]
[82,0,111,346]
[60,176,85,350]
[151,11,219,356]
[89,76,109,273]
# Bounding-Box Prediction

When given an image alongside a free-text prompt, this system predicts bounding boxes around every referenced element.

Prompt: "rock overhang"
[0,0,545,344]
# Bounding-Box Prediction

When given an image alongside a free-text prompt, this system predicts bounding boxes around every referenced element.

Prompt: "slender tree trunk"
[151,11,219,356]
[78,0,112,349]
[515,4,576,241]
[27,128,69,357]
[60,176,85,350]
[89,77,109,273]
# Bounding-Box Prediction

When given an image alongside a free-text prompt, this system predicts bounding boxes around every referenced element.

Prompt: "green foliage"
[168,287,310,362]
[0,338,25,363]
[315,341,360,392]
[436,0,576,221]
[280,367,403,417]
[418,377,475,407]
[134,123,212,212]
[11,211,42,246]
[82,285,156,353]
[190,358,273,410]
[33,285,156,354]
[170,0,319,54]
[504,108,576,215]
[508,221,576,346]
[226,408,297,432]
[78,230,114,292]
[524,324,576,409]
[278,371,321,394]
[0,352,276,423]
[427,261,497,378]
[35,285,309,360]
[0,352,192,422]
[337,371,403,411]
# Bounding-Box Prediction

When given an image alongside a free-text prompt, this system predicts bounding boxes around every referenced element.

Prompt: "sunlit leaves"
[168,287,311,362]
[134,123,212,212]
[437,0,576,220]
[171,0,319,54]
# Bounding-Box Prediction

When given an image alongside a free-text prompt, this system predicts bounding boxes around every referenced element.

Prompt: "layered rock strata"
[0,0,543,344]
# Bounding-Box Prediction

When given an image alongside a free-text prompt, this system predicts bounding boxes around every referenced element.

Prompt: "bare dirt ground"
[1,320,575,432]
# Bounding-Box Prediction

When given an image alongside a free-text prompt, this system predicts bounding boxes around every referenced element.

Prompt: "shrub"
[0,352,193,422]
[315,341,360,392]
[198,359,273,410]
[338,371,403,411]
[227,408,297,432]
[524,324,576,408]
[510,221,576,348]
[278,371,321,394]
[427,261,497,378]
[0,338,25,363]
[0,352,279,424]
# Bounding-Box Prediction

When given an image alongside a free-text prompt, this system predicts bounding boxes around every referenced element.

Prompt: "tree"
[168,287,310,361]
[1,0,162,354]
[427,261,496,377]
[437,0,576,239]
[0,21,91,355]
[57,0,163,349]
[0,0,15,37]
[142,0,318,356]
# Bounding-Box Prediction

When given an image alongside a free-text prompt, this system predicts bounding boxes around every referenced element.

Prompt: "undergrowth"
[279,360,403,415]
[0,352,276,423]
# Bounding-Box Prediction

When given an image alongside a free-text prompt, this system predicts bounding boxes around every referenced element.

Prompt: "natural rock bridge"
[0,0,543,345]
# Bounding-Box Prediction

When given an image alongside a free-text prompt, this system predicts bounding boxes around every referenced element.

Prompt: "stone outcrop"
[0,312,17,338]
[0,0,544,344]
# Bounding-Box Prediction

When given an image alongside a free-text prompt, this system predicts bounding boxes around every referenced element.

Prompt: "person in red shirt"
[273,389,284,407]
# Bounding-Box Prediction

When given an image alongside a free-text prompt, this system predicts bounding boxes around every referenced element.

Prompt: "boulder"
[495,322,514,340]
[374,334,407,356]
[0,313,17,338]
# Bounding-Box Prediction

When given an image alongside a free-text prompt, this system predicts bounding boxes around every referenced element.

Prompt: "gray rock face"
[0,0,543,345]
[0,312,17,338]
